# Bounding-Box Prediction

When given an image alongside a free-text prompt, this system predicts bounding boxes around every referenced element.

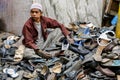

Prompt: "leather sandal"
[93,39,109,62]
[93,30,115,62]
[14,45,25,62]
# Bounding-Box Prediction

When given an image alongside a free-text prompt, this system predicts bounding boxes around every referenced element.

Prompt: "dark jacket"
[22,16,70,49]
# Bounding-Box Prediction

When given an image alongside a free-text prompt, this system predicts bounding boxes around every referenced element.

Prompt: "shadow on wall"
[0,18,6,31]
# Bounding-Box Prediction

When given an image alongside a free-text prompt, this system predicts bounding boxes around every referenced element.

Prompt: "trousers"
[23,28,63,59]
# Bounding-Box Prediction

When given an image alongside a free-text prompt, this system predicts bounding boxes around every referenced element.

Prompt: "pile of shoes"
[0,20,120,80]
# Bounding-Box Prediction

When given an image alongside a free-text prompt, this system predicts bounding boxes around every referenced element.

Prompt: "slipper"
[14,45,25,62]
[3,68,19,78]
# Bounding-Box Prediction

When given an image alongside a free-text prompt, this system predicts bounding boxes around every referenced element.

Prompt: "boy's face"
[30,8,42,21]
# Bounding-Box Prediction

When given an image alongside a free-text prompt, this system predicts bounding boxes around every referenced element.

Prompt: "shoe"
[93,53,102,62]
[117,75,120,80]
[0,45,7,57]
[103,53,118,59]
[83,39,92,48]
[20,61,34,72]
[66,70,77,79]
[52,50,65,57]
[66,22,79,32]
[98,30,115,43]
[102,60,120,67]
[65,56,79,69]
[15,70,24,80]
[82,52,94,65]
[80,34,96,39]
[103,41,117,52]
[112,45,120,54]
[36,49,52,59]
[69,45,90,56]
[58,75,66,80]
[28,58,46,67]
[83,60,98,69]
[5,47,17,56]
[60,57,69,64]
[23,72,34,79]
[46,57,60,66]
[50,62,62,74]
[1,56,14,62]
[45,47,61,51]
[96,65,115,77]
[41,65,49,76]
[89,71,106,79]
[14,45,25,62]
[93,39,109,62]
[83,39,98,50]
[101,58,111,63]
[64,60,82,78]
[0,73,8,80]
[76,71,85,80]
[62,39,69,50]
[47,73,56,80]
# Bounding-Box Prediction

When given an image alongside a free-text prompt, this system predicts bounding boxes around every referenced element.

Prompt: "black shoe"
[69,45,90,56]
[20,61,34,72]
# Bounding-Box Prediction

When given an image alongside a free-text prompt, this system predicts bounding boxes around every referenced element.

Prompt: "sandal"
[93,39,109,61]
[93,30,115,62]
[14,45,25,62]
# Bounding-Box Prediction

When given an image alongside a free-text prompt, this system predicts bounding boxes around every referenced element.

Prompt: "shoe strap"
[97,38,112,46]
